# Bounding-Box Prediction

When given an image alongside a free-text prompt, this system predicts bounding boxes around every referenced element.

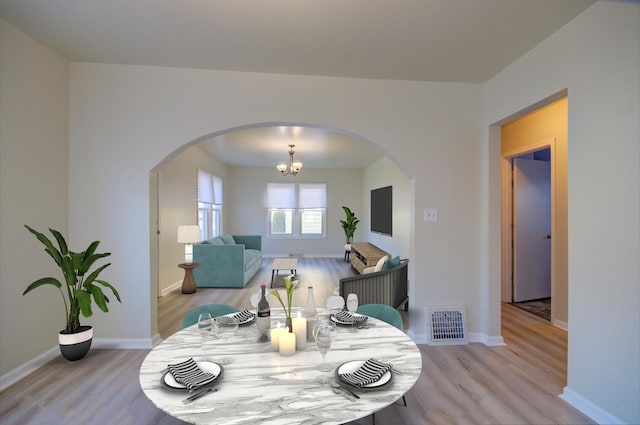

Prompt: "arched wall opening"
[149,121,415,339]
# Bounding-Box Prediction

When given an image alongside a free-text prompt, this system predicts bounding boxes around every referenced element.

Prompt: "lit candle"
[270,323,285,351]
[292,311,307,350]
[279,328,296,356]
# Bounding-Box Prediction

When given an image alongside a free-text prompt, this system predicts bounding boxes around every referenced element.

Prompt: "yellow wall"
[501,97,568,324]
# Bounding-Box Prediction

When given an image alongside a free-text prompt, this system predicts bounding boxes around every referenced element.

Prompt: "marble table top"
[139,309,422,425]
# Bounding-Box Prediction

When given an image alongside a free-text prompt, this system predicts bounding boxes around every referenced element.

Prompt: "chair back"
[356,303,403,330]
[326,295,345,310]
[182,304,240,328]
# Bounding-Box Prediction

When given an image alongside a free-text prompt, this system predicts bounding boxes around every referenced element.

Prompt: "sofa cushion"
[204,237,224,245]
[220,234,236,244]
[383,256,401,270]
[244,249,261,271]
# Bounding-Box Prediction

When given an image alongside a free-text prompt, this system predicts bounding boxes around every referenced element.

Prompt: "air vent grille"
[428,306,468,345]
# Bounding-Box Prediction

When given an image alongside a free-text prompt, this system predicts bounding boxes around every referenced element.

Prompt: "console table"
[350,242,389,274]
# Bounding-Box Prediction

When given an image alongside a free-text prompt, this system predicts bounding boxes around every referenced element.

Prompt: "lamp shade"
[177,225,200,243]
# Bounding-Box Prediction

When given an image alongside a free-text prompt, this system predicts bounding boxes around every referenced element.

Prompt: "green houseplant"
[339,206,359,244]
[23,225,121,360]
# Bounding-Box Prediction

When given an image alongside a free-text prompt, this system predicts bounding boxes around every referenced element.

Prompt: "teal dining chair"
[356,303,407,422]
[356,303,403,330]
[182,304,240,328]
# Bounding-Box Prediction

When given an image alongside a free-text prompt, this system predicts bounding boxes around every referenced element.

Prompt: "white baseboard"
[0,345,59,391]
[469,332,506,346]
[560,386,625,425]
[553,319,568,331]
[0,337,155,392]
[406,329,428,344]
[160,280,182,297]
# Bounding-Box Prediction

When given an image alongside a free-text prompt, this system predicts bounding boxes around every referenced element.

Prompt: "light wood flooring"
[0,258,594,425]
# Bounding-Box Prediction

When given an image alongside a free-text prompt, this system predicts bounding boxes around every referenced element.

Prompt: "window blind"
[198,169,223,205]
[266,183,296,208]
[299,183,327,208]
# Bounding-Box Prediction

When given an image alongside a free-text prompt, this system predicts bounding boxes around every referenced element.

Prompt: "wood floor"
[0,258,593,425]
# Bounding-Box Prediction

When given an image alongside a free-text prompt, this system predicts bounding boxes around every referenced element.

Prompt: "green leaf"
[95,279,121,303]
[49,228,69,256]
[25,225,64,268]
[74,290,93,317]
[82,263,111,287]
[87,284,109,312]
[270,289,287,312]
[61,256,77,286]
[23,277,62,295]
[79,252,111,276]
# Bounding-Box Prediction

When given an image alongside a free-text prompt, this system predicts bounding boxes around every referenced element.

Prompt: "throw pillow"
[374,255,389,272]
[220,234,236,244]
[383,256,401,270]
[207,237,224,245]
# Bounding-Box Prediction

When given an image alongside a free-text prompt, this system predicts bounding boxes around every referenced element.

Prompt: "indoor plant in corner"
[340,206,359,259]
[23,225,121,361]
[340,206,359,244]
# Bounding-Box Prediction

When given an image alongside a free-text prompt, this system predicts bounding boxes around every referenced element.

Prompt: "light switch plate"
[424,208,438,222]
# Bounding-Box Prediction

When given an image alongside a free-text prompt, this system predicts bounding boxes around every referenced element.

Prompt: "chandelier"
[276,144,303,176]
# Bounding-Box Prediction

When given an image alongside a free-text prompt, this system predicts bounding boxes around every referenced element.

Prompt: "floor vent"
[428,306,468,345]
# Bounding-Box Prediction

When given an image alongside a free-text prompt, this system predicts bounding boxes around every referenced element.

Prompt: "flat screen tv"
[370,185,392,236]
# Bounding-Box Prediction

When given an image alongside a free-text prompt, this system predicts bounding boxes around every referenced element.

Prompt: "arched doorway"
[149,122,413,337]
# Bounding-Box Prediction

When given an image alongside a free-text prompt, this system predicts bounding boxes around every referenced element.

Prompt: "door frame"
[501,138,556,322]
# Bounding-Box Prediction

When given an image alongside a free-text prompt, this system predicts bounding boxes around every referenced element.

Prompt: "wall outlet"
[424,208,438,222]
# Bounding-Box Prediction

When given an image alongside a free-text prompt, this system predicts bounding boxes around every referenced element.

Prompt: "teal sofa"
[193,234,262,288]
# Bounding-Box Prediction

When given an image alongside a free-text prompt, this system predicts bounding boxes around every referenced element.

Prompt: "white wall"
[0,20,69,375]
[67,63,483,348]
[483,2,639,423]
[226,166,363,257]
[362,156,411,259]
[157,145,229,293]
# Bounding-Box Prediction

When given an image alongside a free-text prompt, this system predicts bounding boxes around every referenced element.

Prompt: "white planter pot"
[58,326,93,361]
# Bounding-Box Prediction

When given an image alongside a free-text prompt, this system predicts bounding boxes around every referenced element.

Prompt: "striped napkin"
[334,311,368,324]
[167,358,218,391]
[338,359,393,387]
[216,310,255,325]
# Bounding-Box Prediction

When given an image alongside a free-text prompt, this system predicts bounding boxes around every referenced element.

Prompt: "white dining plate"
[330,313,368,326]
[161,361,223,391]
[336,360,393,391]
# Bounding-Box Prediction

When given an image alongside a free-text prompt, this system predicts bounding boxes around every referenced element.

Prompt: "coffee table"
[270,257,298,288]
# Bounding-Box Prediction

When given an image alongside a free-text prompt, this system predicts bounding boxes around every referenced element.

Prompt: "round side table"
[177,262,199,294]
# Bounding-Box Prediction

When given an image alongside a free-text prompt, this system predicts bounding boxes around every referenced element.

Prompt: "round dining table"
[139,309,422,425]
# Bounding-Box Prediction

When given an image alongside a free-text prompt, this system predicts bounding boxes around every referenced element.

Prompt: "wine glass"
[315,325,333,383]
[346,293,358,332]
[215,316,239,364]
[316,312,338,341]
[197,313,213,356]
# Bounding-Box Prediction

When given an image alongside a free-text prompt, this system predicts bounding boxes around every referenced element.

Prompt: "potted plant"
[340,206,359,244]
[23,225,121,361]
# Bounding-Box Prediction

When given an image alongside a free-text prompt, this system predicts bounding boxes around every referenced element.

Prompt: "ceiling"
[1,0,594,169]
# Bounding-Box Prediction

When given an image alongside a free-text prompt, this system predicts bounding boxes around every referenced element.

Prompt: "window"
[198,170,223,240]
[266,183,327,238]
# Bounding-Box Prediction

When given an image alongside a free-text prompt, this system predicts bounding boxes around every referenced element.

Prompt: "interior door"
[513,158,551,302]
